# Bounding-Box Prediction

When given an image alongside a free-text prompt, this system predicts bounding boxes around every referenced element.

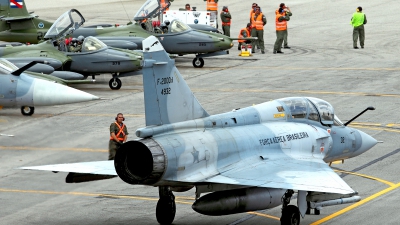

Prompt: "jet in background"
[0,9,143,90]
[0,0,250,68]
[21,36,378,224]
[0,59,99,116]
[0,0,141,49]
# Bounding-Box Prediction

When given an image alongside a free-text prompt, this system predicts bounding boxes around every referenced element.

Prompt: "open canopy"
[44,9,85,40]
[134,0,170,22]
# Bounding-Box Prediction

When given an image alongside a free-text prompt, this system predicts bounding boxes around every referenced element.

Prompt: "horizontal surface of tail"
[142,36,209,126]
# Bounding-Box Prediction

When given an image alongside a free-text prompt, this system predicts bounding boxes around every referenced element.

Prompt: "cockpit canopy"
[169,20,191,33]
[44,9,85,40]
[134,0,169,22]
[81,36,107,52]
[278,97,337,125]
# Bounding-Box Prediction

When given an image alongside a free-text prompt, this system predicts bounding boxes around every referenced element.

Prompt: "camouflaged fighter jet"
[0,9,143,90]
[0,0,142,49]
[71,0,247,68]
[21,36,378,225]
[0,58,99,116]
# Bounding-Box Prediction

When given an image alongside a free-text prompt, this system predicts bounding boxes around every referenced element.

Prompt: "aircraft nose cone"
[355,129,377,155]
[32,78,99,106]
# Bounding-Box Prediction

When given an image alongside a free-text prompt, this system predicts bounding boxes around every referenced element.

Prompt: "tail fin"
[0,0,30,17]
[142,36,209,126]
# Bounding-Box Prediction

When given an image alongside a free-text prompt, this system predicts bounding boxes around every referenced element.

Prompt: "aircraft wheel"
[156,197,176,225]
[314,208,320,215]
[281,205,300,225]
[21,106,34,116]
[192,58,204,68]
[109,78,122,90]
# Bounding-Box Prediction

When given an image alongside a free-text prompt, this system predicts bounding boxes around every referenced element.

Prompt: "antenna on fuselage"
[344,106,375,126]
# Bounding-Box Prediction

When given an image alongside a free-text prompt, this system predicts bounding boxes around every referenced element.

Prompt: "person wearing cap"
[250,6,266,54]
[220,6,232,37]
[249,3,261,50]
[276,3,292,49]
[238,23,252,50]
[273,7,291,54]
[351,6,367,49]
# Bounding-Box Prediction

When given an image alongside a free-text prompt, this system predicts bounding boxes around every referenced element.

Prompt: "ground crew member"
[351,6,367,49]
[205,0,218,28]
[220,6,231,37]
[109,113,128,160]
[250,6,266,54]
[273,7,291,54]
[160,0,173,11]
[238,23,252,50]
[204,0,218,11]
[276,3,292,49]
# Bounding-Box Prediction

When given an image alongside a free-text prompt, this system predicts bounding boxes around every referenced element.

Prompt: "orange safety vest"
[249,9,255,18]
[238,28,250,43]
[251,13,264,30]
[160,0,169,11]
[206,0,218,11]
[110,122,126,141]
[275,13,287,31]
[221,12,231,26]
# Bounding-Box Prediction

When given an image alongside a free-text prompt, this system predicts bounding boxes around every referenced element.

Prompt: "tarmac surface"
[1,0,400,224]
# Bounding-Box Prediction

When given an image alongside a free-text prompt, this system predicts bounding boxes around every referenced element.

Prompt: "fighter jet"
[72,0,242,68]
[0,0,248,68]
[0,59,99,116]
[21,36,378,224]
[0,9,143,90]
[0,0,141,49]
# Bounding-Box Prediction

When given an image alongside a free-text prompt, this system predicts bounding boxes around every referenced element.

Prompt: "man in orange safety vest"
[109,113,129,160]
[273,7,291,54]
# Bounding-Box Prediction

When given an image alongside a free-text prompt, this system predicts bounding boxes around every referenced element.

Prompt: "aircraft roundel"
[194,19,199,24]
[38,22,44,29]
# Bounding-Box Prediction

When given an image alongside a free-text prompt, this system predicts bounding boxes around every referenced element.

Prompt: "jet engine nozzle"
[114,139,166,185]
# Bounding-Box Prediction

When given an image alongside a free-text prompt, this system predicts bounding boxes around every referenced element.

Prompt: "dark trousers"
[283,30,288,47]
[108,140,120,160]
[353,25,365,47]
[251,28,264,51]
[222,25,230,37]
[274,30,287,51]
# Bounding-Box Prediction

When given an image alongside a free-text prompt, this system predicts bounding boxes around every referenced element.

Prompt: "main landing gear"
[21,106,34,116]
[280,190,300,225]
[192,57,204,68]
[156,186,176,225]
[109,73,122,90]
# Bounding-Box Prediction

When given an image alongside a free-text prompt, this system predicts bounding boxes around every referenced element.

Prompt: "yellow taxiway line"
[310,182,400,225]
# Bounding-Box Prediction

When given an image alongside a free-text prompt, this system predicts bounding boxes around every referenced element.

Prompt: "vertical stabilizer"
[142,36,209,126]
[0,0,29,17]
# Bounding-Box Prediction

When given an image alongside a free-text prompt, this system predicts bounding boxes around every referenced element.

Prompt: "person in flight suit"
[109,113,128,160]
[351,6,367,49]
[273,7,291,54]
[220,6,232,37]
[250,6,266,54]
[238,23,252,50]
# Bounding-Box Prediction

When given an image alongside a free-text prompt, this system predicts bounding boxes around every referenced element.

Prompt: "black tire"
[192,58,204,68]
[156,197,176,225]
[306,208,310,215]
[109,78,122,90]
[21,106,34,116]
[315,208,320,215]
[281,205,300,225]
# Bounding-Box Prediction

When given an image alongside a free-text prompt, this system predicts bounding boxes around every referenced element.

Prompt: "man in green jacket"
[220,6,232,37]
[351,6,367,49]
